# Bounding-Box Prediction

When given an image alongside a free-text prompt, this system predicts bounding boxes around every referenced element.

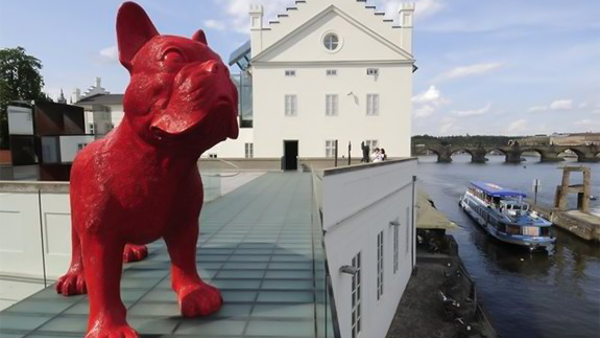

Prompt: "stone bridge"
[412,144,600,163]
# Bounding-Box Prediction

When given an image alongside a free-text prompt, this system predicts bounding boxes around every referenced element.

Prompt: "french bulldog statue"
[55,2,239,337]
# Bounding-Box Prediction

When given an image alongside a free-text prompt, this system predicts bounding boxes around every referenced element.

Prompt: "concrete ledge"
[0,181,70,193]
[323,157,417,176]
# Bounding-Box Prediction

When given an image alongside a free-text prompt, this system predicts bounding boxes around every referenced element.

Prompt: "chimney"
[249,4,264,57]
[399,3,415,54]
[72,88,81,103]
[95,77,102,88]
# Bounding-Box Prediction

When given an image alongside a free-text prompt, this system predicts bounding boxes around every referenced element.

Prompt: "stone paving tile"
[0,173,326,338]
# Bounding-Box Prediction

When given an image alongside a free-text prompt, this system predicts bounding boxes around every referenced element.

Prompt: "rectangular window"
[351,252,362,338]
[245,143,254,158]
[326,69,337,76]
[285,70,296,76]
[367,68,379,76]
[366,94,379,116]
[325,140,337,158]
[393,219,399,274]
[285,95,297,116]
[377,231,384,300]
[406,206,411,255]
[326,94,338,116]
[89,123,95,135]
[365,140,379,150]
[77,143,88,151]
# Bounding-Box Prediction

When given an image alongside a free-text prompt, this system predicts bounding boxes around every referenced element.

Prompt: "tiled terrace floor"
[0,173,319,338]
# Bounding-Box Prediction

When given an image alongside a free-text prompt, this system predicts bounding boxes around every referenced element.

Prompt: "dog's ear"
[192,29,208,45]
[117,2,159,72]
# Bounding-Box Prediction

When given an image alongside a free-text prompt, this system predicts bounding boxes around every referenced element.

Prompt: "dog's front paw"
[86,324,139,338]
[123,244,148,263]
[55,272,86,296]
[178,282,223,317]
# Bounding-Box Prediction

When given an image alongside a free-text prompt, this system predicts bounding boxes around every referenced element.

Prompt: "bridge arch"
[519,147,563,162]
[450,148,474,161]
[415,147,445,163]
[557,148,586,162]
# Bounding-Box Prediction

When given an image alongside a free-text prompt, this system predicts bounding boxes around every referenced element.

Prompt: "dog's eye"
[162,49,185,65]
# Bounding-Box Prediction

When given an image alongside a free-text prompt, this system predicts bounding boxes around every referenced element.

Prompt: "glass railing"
[310,167,337,338]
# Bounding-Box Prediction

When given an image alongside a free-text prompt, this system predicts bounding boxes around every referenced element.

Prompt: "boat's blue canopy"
[470,181,527,198]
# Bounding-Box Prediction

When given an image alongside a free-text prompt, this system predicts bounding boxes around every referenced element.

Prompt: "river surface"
[417,155,600,338]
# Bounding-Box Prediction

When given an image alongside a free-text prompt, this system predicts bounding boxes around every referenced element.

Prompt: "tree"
[0,47,52,149]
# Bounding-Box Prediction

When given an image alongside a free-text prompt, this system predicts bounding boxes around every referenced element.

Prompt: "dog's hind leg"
[55,227,87,295]
[123,244,148,263]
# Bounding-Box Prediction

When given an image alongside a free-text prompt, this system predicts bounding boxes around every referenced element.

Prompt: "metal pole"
[348,141,351,165]
[334,140,338,167]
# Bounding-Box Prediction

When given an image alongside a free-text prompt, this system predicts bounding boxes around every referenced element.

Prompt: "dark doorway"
[283,140,298,171]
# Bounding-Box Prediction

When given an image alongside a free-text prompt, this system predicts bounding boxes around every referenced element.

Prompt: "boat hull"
[459,195,555,250]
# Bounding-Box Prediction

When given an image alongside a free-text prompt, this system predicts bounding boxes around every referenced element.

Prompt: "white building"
[77,0,416,166]
[243,0,415,163]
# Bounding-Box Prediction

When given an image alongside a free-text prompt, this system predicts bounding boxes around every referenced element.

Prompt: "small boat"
[459,181,555,250]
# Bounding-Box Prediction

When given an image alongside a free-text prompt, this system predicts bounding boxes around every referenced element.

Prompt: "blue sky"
[1,0,598,136]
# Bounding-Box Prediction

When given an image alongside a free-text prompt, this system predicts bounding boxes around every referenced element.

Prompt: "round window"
[323,33,340,51]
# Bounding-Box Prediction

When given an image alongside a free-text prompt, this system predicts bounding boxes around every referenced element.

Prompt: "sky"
[1,0,598,136]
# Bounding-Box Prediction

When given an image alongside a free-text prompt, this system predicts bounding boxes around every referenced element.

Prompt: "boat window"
[506,225,520,235]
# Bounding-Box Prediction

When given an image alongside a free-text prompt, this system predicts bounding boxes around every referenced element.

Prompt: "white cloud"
[573,119,600,128]
[412,85,450,118]
[99,45,118,63]
[549,99,573,110]
[204,19,226,31]
[452,102,491,117]
[506,119,527,133]
[527,99,574,112]
[379,0,444,20]
[434,62,503,82]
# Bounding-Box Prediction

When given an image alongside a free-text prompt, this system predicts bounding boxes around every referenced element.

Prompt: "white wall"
[253,64,412,158]
[322,159,417,338]
[204,128,254,158]
[0,188,71,280]
[7,106,34,135]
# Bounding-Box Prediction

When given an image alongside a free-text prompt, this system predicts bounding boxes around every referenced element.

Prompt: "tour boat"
[459,181,555,250]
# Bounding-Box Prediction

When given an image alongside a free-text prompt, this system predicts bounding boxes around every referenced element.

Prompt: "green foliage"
[0,47,52,149]
[412,134,523,147]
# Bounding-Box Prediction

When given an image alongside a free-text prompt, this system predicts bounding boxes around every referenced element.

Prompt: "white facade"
[322,159,417,338]
[248,0,415,159]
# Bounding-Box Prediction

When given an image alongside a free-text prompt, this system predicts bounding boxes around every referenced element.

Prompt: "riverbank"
[416,155,600,338]
[387,233,497,338]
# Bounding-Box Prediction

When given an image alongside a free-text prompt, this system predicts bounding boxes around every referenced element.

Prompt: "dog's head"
[117,2,239,152]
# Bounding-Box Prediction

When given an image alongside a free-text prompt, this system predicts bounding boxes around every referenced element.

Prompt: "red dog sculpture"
[55,2,239,337]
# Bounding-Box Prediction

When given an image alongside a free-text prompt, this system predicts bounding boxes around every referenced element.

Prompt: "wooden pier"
[531,166,600,242]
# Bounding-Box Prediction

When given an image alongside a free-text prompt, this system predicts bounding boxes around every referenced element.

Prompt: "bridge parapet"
[412,144,600,163]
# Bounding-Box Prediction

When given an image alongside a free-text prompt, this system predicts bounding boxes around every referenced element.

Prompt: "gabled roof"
[76,94,124,106]
[252,4,413,64]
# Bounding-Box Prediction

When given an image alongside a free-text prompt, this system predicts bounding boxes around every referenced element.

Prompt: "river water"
[417,155,600,338]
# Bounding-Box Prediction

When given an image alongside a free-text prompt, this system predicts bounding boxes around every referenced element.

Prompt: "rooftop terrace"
[0,173,331,337]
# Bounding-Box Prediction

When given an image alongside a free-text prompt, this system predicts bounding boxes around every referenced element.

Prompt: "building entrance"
[283,140,298,171]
